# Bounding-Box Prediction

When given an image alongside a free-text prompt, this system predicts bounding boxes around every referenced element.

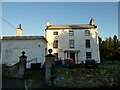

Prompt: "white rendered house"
[45,18,100,64]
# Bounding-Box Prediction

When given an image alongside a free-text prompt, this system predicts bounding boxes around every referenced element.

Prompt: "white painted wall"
[2,40,47,68]
[46,28,100,63]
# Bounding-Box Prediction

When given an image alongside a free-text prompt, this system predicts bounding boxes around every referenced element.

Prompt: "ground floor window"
[86,52,92,60]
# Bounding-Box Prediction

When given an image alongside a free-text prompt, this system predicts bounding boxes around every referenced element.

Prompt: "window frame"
[85,39,90,48]
[86,52,92,60]
[85,30,90,36]
[69,31,74,36]
[53,31,58,35]
[69,39,74,48]
[53,40,58,48]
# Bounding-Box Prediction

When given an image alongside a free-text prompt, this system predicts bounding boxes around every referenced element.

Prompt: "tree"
[113,35,118,50]
[99,35,120,62]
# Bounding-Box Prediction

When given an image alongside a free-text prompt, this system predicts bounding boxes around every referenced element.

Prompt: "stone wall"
[54,67,120,88]
[2,61,26,79]
[2,63,19,78]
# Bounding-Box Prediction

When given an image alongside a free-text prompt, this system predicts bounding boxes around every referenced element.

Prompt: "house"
[1,25,47,68]
[0,37,1,62]
[45,18,100,64]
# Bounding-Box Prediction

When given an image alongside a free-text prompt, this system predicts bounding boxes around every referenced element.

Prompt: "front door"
[70,52,75,61]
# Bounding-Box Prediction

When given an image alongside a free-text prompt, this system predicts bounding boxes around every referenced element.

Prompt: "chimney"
[16,24,22,36]
[46,21,51,27]
[89,18,95,26]
[19,24,22,29]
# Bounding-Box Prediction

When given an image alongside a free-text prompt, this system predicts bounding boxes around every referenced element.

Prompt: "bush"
[85,60,97,69]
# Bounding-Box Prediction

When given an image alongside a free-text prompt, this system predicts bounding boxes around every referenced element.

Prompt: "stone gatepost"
[45,49,55,86]
[18,51,27,78]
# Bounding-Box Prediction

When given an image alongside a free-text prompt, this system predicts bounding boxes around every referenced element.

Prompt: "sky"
[1,1,119,40]
[118,2,120,40]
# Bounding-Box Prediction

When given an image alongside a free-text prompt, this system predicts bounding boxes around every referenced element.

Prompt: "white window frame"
[85,39,90,48]
[69,39,74,48]
[53,31,58,35]
[86,52,92,60]
[53,40,58,48]
[69,31,74,36]
[85,30,90,36]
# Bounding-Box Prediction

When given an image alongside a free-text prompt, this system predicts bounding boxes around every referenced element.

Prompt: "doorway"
[70,52,75,61]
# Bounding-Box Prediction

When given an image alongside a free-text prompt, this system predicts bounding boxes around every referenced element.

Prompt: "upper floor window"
[69,31,74,36]
[85,39,90,48]
[85,30,90,36]
[53,31,58,35]
[69,39,74,48]
[53,40,58,48]
[86,52,92,60]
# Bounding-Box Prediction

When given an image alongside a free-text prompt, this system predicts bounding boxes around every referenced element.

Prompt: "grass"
[54,60,120,88]
[98,60,120,70]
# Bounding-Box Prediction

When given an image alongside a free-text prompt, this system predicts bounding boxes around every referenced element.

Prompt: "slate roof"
[2,36,47,42]
[46,24,97,30]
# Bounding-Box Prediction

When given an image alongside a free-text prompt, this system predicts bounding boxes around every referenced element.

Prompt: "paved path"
[2,79,25,90]
[2,78,47,89]
[2,70,47,89]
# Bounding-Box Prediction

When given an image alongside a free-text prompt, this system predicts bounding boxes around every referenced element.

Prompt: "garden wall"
[54,67,120,88]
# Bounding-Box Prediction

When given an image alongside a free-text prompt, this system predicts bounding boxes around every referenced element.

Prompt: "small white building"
[45,18,100,63]
[1,36,47,68]
[1,25,47,68]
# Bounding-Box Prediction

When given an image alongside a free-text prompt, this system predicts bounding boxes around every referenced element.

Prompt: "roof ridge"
[51,24,89,26]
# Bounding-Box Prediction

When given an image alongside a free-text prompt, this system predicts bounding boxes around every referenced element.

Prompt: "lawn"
[54,60,120,88]
[98,60,120,70]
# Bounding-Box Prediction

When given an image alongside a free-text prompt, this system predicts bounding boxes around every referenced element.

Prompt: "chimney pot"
[19,24,22,29]
[46,21,51,27]
[90,18,94,26]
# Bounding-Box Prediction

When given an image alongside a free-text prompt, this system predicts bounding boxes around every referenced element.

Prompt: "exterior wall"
[0,39,1,60]
[1,39,47,68]
[46,28,100,63]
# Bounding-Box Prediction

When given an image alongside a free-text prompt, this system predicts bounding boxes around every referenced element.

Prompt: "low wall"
[54,67,120,88]
[2,62,25,79]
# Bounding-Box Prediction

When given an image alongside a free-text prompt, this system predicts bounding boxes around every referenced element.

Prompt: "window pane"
[69,31,74,36]
[86,52,92,60]
[69,39,74,48]
[86,39,90,48]
[85,30,90,36]
[53,32,58,35]
[53,40,58,48]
